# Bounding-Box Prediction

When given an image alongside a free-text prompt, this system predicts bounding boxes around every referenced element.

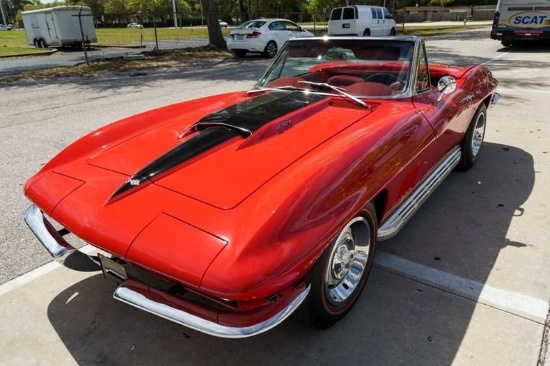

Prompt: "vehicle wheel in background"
[300,203,377,329]
[263,41,277,58]
[390,28,396,36]
[459,103,487,170]
[39,39,47,48]
[234,50,246,57]
[33,39,39,48]
[363,29,371,36]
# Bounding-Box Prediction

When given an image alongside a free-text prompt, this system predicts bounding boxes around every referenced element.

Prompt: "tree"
[201,0,225,49]
[103,0,126,15]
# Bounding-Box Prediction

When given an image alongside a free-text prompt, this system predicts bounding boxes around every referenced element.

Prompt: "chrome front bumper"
[114,280,310,338]
[24,204,78,262]
[24,204,310,338]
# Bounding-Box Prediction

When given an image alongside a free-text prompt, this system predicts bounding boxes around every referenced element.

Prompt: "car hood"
[86,91,374,210]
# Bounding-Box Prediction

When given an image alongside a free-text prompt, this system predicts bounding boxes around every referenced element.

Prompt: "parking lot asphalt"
[0,26,549,365]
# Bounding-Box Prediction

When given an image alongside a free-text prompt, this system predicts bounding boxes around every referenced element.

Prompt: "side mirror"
[385,14,393,19]
[437,76,457,101]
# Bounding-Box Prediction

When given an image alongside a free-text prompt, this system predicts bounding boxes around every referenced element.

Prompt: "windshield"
[257,38,415,99]
[239,20,266,29]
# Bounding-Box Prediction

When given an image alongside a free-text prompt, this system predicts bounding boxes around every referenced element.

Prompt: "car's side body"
[24,36,498,338]
[226,18,314,58]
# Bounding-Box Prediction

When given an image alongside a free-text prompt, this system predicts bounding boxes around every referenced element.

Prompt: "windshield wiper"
[247,85,306,94]
[298,81,368,108]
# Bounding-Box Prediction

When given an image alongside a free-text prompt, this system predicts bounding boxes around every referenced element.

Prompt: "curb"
[0,48,58,59]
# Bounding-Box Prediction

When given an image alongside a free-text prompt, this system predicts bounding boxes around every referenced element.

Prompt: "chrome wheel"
[300,205,377,329]
[471,111,486,157]
[324,217,371,305]
[459,103,487,171]
[264,41,277,58]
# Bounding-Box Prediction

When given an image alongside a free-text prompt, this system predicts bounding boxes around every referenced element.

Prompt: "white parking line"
[2,248,549,324]
[0,260,61,297]
[482,52,510,65]
[375,252,549,323]
[0,245,96,297]
[496,87,550,94]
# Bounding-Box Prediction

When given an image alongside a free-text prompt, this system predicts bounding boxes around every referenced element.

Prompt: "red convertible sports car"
[24,36,499,338]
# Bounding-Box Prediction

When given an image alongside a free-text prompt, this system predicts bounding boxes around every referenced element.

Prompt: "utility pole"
[0,0,8,26]
[172,0,178,28]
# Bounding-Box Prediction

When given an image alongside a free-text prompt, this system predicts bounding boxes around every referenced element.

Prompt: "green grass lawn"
[0,26,230,56]
[0,30,48,56]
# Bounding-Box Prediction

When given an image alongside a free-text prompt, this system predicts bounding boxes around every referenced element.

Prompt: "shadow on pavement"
[381,142,534,283]
[46,142,534,365]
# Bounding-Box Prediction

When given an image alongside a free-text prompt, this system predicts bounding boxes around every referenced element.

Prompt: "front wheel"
[363,29,371,36]
[389,28,396,36]
[459,103,487,170]
[300,204,377,329]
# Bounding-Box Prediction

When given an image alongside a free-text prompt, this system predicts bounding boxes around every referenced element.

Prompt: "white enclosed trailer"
[22,6,97,48]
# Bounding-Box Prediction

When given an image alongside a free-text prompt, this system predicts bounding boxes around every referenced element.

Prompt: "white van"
[328,5,396,36]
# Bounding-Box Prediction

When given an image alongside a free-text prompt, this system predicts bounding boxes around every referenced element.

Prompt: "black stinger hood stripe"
[111,127,238,198]
[111,91,324,200]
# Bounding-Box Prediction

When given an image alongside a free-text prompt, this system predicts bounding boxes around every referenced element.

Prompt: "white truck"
[22,6,97,48]
[490,0,550,46]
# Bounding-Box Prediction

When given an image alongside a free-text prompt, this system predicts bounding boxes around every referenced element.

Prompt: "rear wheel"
[301,204,377,329]
[459,103,487,170]
[33,39,39,48]
[363,29,371,36]
[263,41,277,58]
[39,39,47,48]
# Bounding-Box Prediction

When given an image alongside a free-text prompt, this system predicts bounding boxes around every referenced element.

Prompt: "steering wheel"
[365,73,405,92]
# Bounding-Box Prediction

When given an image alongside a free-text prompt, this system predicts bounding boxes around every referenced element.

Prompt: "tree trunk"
[200,0,226,49]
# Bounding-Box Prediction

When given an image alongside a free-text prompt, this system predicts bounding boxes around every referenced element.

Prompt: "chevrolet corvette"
[24,36,499,338]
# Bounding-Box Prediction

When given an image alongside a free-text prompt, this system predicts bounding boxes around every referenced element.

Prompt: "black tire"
[459,103,487,171]
[263,41,277,58]
[389,28,396,36]
[33,39,40,48]
[363,29,371,36]
[234,50,246,57]
[300,203,377,329]
[39,39,47,48]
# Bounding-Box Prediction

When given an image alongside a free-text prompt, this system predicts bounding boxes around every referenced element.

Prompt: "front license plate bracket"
[99,254,128,281]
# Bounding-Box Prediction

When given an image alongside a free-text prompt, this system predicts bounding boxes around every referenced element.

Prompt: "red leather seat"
[345,82,393,96]
[267,76,304,88]
[327,75,365,87]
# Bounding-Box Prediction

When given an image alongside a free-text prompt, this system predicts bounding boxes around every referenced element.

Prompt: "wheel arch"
[371,189,387,226]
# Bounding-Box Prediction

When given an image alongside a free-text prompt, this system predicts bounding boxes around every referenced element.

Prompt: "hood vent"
[111,91,325,200]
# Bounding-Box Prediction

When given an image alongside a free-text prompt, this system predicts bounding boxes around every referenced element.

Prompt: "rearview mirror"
[437,76,457,101]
